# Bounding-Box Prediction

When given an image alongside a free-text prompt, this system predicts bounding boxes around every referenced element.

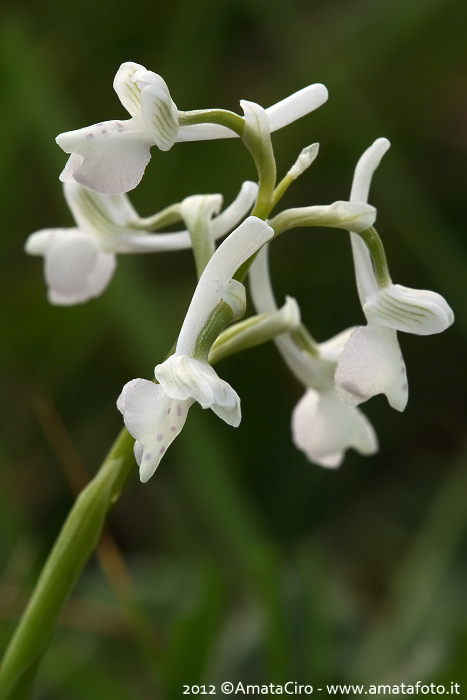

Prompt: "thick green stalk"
[0,428,135,700]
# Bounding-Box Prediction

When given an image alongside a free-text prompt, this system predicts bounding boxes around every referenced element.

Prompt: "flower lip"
[335,324,408,412]
[292,388,378,468]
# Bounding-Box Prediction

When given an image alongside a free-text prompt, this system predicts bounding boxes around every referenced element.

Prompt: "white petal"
[44,230,116,305]
[176,216,273,355]
[117,378,192,482]
[138,77,179,151]
[292,388,378,468]
[113,61,147,117]
[56,116,154,194]
[155,355,241,427]
[363,284,454,335]
[335,324,408,411]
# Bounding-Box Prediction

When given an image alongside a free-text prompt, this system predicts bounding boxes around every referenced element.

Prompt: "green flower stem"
[179,109,245,136]
[181,106,277,219]
[0,428,135,700]
[242,114,276,220]
[358,226,392,287]
[271,172,295,212]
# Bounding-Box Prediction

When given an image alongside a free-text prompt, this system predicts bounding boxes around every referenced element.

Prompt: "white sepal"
[335,324,408,411]
[155,355,241,427]
[363,284,454,335]
[292,388,378,468]
[113,61,146,117]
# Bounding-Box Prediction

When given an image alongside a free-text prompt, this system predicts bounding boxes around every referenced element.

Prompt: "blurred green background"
[1,0,466,696]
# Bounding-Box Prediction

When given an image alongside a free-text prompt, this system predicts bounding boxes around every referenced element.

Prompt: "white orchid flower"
[249,245,378,468]
[56,61,328,194]
[25,180,258,305]
[117,216,273,482]
[335,138,454,411]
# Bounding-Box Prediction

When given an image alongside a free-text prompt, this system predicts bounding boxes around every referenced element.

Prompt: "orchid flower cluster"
[26,61,454,482]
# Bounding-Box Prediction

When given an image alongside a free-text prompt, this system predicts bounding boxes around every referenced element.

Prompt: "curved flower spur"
[117,216,273,482]
[56,61,328,195]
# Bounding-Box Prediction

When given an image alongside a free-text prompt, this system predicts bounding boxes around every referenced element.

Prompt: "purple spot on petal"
[97,122,103,126]
[159,446,166,455]
[402,383,408,391]
[101,129,107,134]
[167,408,171,415]
[157,433,164,441]
[85,133,94,139]
[401,366,406,374]
[170,426,177,432]
[144,453,152,461]
[176,404,182,417]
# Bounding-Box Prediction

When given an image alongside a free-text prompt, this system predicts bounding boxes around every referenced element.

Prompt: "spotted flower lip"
[25,180,258,305]
[335,138,454,411]
[56,61,328,194]
[249,245,378,467]
[118,216,274,482]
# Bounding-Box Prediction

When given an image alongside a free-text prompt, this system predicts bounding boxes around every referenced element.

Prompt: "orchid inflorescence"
[26,61,454,482]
